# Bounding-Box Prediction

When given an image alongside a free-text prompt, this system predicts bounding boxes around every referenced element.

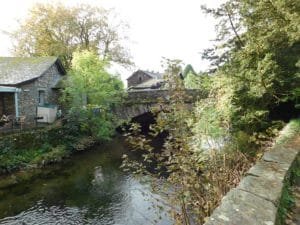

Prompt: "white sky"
[0,0,222,83]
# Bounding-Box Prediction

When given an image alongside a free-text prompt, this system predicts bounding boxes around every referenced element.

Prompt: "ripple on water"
[0,138,172,225]
[0,201,88,225]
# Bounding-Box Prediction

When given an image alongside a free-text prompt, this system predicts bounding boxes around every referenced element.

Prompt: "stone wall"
[17,64,63,124]
[204,123,300,225]
[114,103,156,120]
[116,89,207,120]
[126,89,206,104]
[127,71,152,87]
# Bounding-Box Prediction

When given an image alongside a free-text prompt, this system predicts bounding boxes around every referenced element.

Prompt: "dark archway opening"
[117,111,161,134]
[131,112,156,134]
[269,100,300,122]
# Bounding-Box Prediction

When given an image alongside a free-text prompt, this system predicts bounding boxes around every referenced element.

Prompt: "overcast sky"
[0,0,222,82]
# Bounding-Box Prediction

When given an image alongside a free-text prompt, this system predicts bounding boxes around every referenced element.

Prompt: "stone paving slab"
[263,146,298,166]
[205,188,276,225]
[247,160,288,181]
[237,175,283,204]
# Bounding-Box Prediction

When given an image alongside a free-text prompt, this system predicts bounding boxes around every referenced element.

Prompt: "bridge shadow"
[117,111,169,176]
[117,111,164,136]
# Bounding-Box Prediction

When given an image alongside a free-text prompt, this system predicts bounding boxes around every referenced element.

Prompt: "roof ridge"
[127,69,163,80]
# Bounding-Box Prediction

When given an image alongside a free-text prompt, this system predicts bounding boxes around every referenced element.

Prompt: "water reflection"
[0,137,171,225]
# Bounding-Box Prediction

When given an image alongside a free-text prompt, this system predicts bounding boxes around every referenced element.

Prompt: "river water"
[0,137,171,225]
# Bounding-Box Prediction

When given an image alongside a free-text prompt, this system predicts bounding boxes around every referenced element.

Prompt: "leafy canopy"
[62,50,124,139]
[10,3,132,69]
[202,0,300,133]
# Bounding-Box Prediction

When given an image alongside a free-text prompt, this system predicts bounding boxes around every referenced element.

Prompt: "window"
[38,90,45,106]
[138,76,142,82]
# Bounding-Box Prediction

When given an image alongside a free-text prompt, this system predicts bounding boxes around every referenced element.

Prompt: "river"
[0,136,172,225]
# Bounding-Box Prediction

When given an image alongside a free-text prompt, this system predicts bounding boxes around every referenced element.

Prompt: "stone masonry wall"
[204,122,300,225]
[17,64,63,124]
[127,71,152,87]
[126,89,206,104]
[116,89,207,120]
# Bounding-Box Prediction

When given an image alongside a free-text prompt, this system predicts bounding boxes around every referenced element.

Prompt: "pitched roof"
[0,56,66,85]
[143,70,163,79]
[127,70,163,80]
[128,78,164,90]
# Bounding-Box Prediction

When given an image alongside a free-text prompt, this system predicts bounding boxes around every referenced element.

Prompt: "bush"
[31,145,69,166]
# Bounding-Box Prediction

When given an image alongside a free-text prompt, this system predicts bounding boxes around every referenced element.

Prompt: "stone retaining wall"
[204,123,300,225]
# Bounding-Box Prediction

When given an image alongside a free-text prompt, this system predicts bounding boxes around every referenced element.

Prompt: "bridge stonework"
[116,89,206,120]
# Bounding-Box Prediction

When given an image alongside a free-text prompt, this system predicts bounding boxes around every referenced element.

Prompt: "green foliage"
[61,50,124,140]
[10,3,132,69]
[124,2,300,221]
[31,145,68,166]
[184,72,212,91]
[277,182,294,225]
[62,107,115,140]
[63,50,124,108]
[123,59,253,225]
[276,119,300,145]
[182,64,197,78]
[202,0,300,134]
[276,155,300,225]
[190,98,227,151]
[0,123,98,174]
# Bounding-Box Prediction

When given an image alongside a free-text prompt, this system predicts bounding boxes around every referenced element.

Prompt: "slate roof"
[127,70,163,80]
[0,57,66,85]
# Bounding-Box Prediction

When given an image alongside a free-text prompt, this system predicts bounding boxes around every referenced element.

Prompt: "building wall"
[17,64,63,123]
[127,71,152,87]
[0,93,14,116]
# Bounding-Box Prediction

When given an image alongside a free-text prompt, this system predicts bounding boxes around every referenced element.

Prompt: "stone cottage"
[0,56,66,125]
[127,70,164,90]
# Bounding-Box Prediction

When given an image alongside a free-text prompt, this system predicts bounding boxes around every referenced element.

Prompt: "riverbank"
[0,136,172,225]
[0,123,98,177]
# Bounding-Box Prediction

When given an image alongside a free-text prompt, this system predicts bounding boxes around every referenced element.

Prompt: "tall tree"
[10,3,132,69]
[202,0,300,132]
[62,50,124,139]
[63,50,124,108]
[201,1,243,71]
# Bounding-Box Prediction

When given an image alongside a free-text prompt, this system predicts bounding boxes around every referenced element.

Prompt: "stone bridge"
[115,89,206,120]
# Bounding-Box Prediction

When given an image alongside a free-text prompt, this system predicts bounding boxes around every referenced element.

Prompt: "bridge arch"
[116,89,206,120]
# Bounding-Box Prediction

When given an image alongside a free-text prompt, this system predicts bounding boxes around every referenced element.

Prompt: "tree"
[10,3,132,69]
[201,1,244,72]
[123,58,252,225]
[202,0,300,133]
[62,50,124,139]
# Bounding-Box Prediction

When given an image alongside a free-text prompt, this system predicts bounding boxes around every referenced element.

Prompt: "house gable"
[127,70,162,87]
[0,56,67,124]
[17,62,65,123]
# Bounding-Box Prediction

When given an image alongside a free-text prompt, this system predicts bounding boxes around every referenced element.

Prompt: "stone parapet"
[204,123,300,225]
[126,89,206,104]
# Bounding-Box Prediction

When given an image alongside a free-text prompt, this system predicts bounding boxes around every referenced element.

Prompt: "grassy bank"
[0,124,97,175]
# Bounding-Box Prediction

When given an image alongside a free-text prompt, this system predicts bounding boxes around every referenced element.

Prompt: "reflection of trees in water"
[0,164,130,224]
[0,141,129,222]
[0,137,169,225]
